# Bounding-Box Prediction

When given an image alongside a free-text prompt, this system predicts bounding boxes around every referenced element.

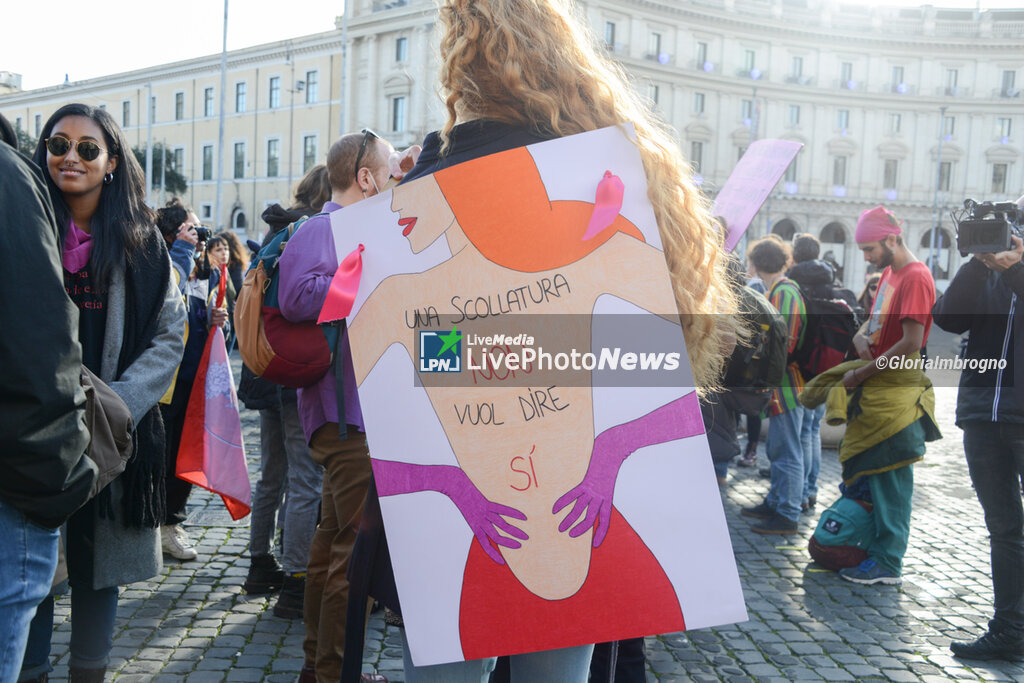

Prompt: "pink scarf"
[62,220,92,274]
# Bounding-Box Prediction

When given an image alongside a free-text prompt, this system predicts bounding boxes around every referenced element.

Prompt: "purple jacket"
[277,201,364,443]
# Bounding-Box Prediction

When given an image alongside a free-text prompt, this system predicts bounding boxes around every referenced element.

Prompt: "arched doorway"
[772,218,798,241]
[920,227,953,280]
[820,222,848,283]
[232,210,248,233]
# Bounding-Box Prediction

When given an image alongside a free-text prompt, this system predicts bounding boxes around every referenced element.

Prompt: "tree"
[131,143,188,196]
[16,127,36,157]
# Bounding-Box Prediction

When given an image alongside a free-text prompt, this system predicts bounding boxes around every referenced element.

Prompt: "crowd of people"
[1,0,1023,681]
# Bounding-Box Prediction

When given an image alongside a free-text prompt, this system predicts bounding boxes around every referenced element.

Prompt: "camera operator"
[933,195,1024,661]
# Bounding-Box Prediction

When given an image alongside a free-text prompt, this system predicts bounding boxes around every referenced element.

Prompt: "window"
[832,156,847,186]
[267,139,280,177]
[837,109,850,131]
[998,118,1012,138]
[648,84,659,105]
[122,101,130,127]
[395,36,408,62]
[888,113,902,134]
[305,71,318,104]
[269,77,281,108]
[202,145,213,180]
[392,96,407,132]
[236,82,247,113]
[696,42,708,67]
[788,105,800,127]
[784,158,797,183]
[741,99,753,120]
[175,92,184,120]
[690,141,703,173]
[302,135,317,173]
[840,61,853,84]
[149,96,156,124]
[891,65,904,87]
[992,163,1008,194]
[604,22,616,47]
[233,142,245,179]
[200,203,213,221]
[791,56,803,78]
[34,114,41,136]
[693,92,705,114]
[743,50,755,71]
[204,87,214,117]
[946,68,958,90]
[172,148,184,173]
[648,32,661,57]
[943,115,955,137]
[939,161,952,192]
[883,159,898,189]
[1002,70,1017,96]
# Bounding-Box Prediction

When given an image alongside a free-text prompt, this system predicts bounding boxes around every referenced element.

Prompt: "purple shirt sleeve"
[277,205,340,323]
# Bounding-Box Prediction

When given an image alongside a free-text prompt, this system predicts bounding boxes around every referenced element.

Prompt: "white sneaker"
[161,525,198,561]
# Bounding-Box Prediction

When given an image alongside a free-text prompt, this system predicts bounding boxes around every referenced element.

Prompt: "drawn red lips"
[399,216,417,237]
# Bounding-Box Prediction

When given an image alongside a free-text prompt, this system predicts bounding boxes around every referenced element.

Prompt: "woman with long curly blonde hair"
[436,0,738,391]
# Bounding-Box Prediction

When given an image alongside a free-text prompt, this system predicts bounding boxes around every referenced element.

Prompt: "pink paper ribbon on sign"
[583,170,625,241]
[317,244,365,324]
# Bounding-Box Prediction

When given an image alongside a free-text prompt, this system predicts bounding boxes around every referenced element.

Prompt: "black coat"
[933,258,1024,425]
[0,145,95,527]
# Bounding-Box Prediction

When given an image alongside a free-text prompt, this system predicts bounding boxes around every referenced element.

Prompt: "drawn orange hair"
[433,146,643,272]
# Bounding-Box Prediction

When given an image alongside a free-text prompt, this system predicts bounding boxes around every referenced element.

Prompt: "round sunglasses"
[45,136,107,162]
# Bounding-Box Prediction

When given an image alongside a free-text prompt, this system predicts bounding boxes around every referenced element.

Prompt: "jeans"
[20,584,119,676]
[801,403,826,505]
[764,407,805,523]
[590,638,646,683]
[401,630,495,683]
[0,498,58,682]
[250,392,323,574]
[963,421,1024,634]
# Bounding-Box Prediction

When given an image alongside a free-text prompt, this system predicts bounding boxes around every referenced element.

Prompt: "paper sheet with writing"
[330,125,746,666]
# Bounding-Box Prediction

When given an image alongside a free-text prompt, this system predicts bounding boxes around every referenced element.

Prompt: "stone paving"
[40,334,1024,682]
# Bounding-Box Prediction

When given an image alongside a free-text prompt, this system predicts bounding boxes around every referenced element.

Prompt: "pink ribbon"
[582,170,625,240]
[318,244,365,324]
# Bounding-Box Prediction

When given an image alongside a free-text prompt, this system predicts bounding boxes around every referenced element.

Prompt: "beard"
[878,242,895,268]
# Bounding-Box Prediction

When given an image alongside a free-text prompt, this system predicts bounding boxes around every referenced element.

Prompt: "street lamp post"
[929,105,947,279]
[214,0,229,232]
[287,46,306,193]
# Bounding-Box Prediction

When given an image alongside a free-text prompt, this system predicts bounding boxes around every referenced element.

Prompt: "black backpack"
[790,287,858,380]
[723,286,789,414]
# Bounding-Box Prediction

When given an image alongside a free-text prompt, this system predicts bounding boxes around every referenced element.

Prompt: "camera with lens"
[951,199,1023,256]
[194,226,212,243]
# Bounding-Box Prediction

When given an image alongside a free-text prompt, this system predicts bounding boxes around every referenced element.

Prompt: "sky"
[4,0,1022,92]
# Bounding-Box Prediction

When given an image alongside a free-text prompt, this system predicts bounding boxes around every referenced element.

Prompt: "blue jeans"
[765,407,805,523]
[250,392,323,574]
[0,498,58,682]
[963,421,1024,633]
[800,403,826,505]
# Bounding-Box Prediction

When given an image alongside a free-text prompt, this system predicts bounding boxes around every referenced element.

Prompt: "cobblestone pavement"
[42,338,1024,682]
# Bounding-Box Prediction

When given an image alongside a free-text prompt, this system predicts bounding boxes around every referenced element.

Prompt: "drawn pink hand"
[441,468,528,565]
[552,430,628,548]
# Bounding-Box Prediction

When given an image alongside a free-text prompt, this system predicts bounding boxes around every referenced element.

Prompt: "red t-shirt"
[864,261,935,357]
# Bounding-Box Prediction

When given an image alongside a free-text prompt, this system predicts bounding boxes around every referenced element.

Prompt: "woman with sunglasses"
[859,273,882,314]
[20,103,185,683]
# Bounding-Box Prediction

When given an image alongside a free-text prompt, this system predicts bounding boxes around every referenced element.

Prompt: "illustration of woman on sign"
[348,142,715,659]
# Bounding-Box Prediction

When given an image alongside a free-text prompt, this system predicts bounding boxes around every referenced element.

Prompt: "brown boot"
[69,667,106,683]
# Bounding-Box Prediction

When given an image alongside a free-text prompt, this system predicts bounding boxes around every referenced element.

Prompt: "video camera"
[951,199,1023,256]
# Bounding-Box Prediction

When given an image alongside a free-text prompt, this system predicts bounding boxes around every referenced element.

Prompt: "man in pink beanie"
[834,205,938,586]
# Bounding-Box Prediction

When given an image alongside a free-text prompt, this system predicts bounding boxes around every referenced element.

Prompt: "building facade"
[2,0,1021,289]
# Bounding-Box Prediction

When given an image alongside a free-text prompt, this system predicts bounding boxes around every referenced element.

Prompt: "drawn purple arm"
[552,391,704,547]
[375,460,528,565]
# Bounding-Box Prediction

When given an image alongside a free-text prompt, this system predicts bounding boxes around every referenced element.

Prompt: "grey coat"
[88,256,186,589]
